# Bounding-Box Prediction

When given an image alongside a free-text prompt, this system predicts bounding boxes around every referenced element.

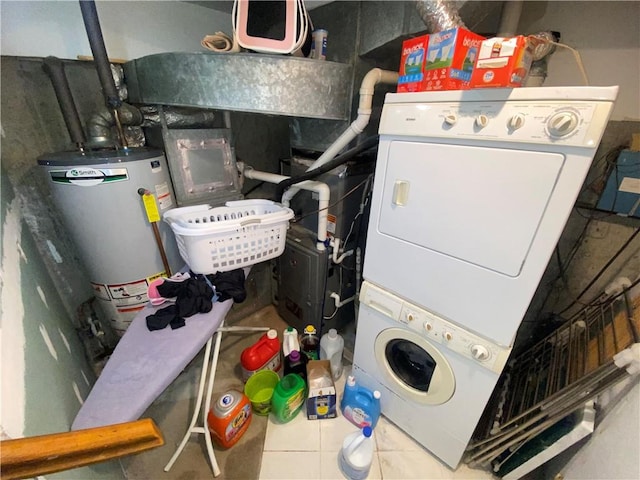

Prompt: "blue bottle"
[341,375,381,429]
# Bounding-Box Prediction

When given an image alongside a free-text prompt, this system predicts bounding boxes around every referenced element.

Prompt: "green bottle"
[271,374,306,423]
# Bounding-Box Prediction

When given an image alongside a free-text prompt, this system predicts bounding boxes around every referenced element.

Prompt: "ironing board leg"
[202,319,225,477]
[164,334,214,473]
[164,321,269,477]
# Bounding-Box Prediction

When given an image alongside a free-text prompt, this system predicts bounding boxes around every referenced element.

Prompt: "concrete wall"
[518,1,640,121]
[0,0,231,60]
[1,173,125,479]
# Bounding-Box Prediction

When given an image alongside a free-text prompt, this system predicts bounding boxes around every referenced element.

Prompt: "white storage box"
[164,200,294,274]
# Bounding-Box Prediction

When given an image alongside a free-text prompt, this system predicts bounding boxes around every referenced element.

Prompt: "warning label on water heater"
[156,182,173,210]
[108,279,148,299]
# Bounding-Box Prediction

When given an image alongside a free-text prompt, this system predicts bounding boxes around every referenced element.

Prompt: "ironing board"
[71,298,235,431]
[72,268,267,477]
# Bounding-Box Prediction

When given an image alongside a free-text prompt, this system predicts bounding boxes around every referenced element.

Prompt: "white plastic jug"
[338,426,374,480]
[320,328,344,380]
[282,326,300,357]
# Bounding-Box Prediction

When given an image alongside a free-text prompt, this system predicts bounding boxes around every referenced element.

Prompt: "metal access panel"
[162,128,243,206]
[276,225,355,334]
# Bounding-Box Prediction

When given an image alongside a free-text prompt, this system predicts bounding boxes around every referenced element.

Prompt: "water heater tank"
[38,147,183,335]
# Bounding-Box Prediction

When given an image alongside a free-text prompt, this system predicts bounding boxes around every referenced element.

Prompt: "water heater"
[38,147,183,335]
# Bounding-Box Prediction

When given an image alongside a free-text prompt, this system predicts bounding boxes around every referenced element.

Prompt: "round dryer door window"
[375,328,455,405]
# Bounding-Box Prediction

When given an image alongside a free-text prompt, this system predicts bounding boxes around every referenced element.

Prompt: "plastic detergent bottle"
[338,426,374,480]
[271,373,307,423]
[282,326,300,356]
[319,328,344,380]
[284,349,308,381]
[300,324,320,360]
[341,377,381,429]
[207,390,252,449]
[240,329,281,382]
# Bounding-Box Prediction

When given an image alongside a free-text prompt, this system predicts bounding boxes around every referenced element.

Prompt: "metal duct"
[86,105,218,146]
[87,103,143,146]
[42,56,86,150]
[139,106,216,129]
[415,0,466,32]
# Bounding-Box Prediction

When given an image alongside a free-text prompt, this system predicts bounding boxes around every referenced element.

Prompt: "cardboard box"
[397,34,430,93]
[470,36,535,88]
[306,360,337,419]
[423,27,485,91]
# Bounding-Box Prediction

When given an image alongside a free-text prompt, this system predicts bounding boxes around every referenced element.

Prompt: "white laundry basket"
[163,200,294,274]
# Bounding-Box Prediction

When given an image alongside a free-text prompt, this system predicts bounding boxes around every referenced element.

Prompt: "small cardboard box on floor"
[306,360,337,419]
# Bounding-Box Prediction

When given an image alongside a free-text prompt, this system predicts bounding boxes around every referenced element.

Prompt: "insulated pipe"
[87,103,144,146]
[281,68,398,206]
[497,0,524,37]
[42,57,86,150]
[415,0,465,32]
[243,168,330,251]
[79,1,121,111]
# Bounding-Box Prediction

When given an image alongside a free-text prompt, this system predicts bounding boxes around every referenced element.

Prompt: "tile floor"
[258,365,494,480]
[124,304,498,479]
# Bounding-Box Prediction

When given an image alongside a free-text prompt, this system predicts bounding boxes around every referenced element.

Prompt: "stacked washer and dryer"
[352,86,619,468]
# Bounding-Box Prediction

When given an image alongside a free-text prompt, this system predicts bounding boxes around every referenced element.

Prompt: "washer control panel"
[380,100,611,148]
[361,282,511,374]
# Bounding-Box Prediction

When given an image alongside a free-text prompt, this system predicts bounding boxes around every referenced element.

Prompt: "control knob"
[548,111,579,137]
[444,332,453,341]
[475,114,489,128]
[444,114,458,126]
[471,344,490,361]
[508,113,525,130]
[406,312,415,322]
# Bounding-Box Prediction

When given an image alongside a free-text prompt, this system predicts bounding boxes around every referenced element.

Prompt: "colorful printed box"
[423,27,485,91]
[470,36,536,88]
[397,34,430,93]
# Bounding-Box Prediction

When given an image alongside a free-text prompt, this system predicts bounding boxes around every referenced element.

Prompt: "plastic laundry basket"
[163,199,294,274]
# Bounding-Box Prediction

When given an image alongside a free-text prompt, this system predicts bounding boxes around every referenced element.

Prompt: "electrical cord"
[557,227,640,316]
[581,275,640,309]
[528,35,589,85]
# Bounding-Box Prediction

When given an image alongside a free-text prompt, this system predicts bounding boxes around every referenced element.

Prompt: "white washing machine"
[353,281,511,468]
[363,86,618,347]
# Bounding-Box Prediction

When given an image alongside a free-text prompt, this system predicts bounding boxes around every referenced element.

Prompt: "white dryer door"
[374,327,455,405]
[378,141,564,276]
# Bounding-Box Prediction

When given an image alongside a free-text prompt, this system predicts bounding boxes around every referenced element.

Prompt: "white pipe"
[281,68,399,206]
[243,167,330,251]
[329,237,353,264]
[497,0,524,37]
[330,292,357,309]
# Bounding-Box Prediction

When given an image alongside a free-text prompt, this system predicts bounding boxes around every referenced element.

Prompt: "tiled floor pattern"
[259,366,494,480]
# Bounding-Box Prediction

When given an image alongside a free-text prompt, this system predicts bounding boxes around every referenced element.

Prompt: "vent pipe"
[415,0,465,32]
[79,0,127,147]
[42,56,86,151]
[497,1,524,37]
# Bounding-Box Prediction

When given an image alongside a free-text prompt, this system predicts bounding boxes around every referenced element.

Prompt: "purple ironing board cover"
[71,297,233,430]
